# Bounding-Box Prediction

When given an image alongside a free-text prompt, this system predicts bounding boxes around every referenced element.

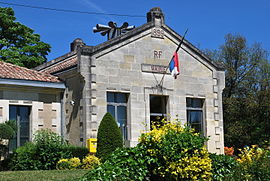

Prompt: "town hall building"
[1,7,225,154]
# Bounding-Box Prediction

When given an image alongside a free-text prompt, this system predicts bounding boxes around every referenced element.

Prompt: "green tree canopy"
[205,33,270,149]
[0,7,50,68]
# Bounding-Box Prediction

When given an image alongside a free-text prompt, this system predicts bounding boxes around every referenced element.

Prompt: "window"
[150,95,168,129]
[107,92,128,140]
[186,98,204,133]
[9,105,31,151]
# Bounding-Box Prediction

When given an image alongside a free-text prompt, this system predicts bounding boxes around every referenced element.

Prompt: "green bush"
[33,129,70,170]
[81,147,149,181]
[96,113,123,160]
[0,121,15,140]
[63,145,89,160]
[138,121,212,180]
[210,153,237,181]
[11,129,90,170]
[5,120,17,133]
[0,123,13,157]
[0,120,17,160]
[11,142,42,170]
[83,121,212,181]
[12,129,70,170]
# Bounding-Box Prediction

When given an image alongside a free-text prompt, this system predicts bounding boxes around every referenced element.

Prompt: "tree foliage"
[96,113,123,160]
[205,33,270,149]
[0,7,50,68]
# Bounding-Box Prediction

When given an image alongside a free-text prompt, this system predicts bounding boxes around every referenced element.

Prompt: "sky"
[1,0,270,61]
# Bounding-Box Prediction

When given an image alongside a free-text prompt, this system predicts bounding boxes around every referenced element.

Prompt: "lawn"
[0,169,88,181]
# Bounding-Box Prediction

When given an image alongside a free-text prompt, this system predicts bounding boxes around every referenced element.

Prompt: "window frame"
[106,92,129,141]
[186,98,205,135]
[9,105,31,151]
[149,95,169,129]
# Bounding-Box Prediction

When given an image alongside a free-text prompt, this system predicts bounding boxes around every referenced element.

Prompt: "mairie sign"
[141,64,170,74]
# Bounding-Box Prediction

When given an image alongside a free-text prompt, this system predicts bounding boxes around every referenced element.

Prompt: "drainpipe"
[60,93,65,138]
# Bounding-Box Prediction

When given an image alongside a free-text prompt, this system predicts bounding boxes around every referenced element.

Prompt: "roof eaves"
[0,78,65,89]
[34,51,77,71]
[50,64,77,76]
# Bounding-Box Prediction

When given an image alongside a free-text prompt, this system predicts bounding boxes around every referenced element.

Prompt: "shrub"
[11,129,90,170]
[138,120,212,180]
[0,121,15,140]
[226,145,270,181]
[64,145,89,160]
[96,113,123,160]
[69,157,81,169]
[81,147,149,181]
[82,155,100,169]
[5,120,17,133]
[12,129,70,170]
[82,120,213,181]
[0,120,17,161]
[210,153,237,181]
[11,142,42,170]
[57,155,100,170]
[56,158,81,170]
[33,129,70,170]
[56,158,70,170]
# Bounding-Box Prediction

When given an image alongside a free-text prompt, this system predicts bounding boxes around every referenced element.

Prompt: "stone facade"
[0,61,65,149]
[36,7,225,154]
[0,84,64,147]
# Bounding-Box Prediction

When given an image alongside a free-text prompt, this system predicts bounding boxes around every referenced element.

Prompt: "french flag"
[169,52,180,79]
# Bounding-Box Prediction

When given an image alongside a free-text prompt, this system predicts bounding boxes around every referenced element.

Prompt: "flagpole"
[159,29,188,87]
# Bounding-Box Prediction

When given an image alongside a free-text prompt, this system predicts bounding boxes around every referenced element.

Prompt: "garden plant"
[96,113,123,160]
[82,120,213,181]
[11,129,89,170]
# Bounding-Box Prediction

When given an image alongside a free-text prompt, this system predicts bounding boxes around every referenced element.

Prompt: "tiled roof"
[0,61,61,83]
[39,56,77,74]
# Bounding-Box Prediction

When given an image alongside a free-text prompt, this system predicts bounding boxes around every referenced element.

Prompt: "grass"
[0,169,88,181]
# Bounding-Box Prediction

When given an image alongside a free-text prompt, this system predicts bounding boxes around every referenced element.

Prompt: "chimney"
[70,38,85,51]
[147,7,165,26]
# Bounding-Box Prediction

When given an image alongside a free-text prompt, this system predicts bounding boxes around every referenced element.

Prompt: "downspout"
[60,92,65,139]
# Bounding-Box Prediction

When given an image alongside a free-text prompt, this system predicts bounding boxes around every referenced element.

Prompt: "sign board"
[141,64,169,74]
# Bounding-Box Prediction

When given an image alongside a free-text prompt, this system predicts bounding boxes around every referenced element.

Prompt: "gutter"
[0,78,66,89]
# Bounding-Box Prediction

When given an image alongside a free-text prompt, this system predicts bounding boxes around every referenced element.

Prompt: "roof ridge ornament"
[93,21,135,40]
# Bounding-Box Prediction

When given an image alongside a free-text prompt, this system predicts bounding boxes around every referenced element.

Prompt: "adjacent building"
[0,61,65,150]
[35,7,225,153]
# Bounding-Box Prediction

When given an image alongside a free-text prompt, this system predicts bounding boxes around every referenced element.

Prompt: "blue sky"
[1,0,270,61]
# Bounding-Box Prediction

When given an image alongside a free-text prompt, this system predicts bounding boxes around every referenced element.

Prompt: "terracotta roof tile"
[0,61,61,83]
[39,56,77,74]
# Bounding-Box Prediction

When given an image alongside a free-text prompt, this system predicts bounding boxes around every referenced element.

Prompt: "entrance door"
[150,95,168,129]
[9,106,31,151]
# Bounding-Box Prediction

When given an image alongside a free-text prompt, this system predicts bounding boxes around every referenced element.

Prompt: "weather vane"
[93,21,135,40]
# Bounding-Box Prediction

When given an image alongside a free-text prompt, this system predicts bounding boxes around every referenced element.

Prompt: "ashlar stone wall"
[81,26,225,154]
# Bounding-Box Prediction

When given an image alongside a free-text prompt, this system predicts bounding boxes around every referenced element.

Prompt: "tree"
[0,7,50,68]
[96,113,123,160]
[205,33,270,149]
